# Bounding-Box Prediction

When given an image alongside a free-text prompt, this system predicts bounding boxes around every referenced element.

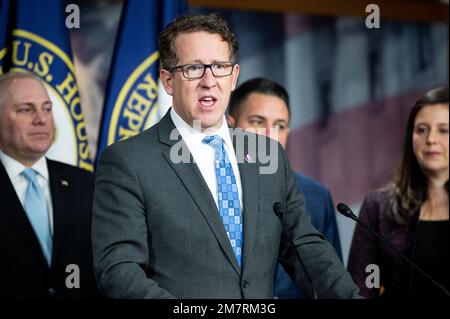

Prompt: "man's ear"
[160,69,173,96]
[226,114,236,127]
[230,64,239,91]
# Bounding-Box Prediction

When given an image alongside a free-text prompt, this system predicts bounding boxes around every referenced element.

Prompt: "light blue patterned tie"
[203,135,243,266]
[22,168,52,266]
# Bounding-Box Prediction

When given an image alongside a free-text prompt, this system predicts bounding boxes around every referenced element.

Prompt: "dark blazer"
[347,190,412,298]
[92,110,359,299]
[274,173,342,298]
[0,159,97,298]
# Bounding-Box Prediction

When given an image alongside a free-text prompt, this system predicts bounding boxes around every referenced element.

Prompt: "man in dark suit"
[227,77,342,298]
[0,72,97,298]
[92,13,359,299]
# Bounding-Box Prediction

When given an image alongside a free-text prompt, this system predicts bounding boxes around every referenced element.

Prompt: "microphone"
[273,202,318,299]
[337,202,449,297]
[336,203,356,219]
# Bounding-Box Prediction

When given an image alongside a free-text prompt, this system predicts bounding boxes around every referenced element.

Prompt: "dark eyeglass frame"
[169,62,235,79]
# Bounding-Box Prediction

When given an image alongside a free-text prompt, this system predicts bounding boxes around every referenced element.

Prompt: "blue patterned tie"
[203,135,243,266]
[22,168,52,266]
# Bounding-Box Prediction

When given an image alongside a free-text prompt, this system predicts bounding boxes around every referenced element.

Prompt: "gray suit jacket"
[92,110,360,299]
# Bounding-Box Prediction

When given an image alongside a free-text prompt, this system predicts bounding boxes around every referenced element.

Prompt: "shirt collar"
[0,150,49,181]
[170,107,233,149]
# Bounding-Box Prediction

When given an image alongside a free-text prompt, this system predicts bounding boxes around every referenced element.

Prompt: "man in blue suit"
[227,77,342,298]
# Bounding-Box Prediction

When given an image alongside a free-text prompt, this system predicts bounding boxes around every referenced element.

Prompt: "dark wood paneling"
[189,0,448,23]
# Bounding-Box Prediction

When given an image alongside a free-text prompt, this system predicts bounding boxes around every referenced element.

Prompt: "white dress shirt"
[0,150,54,234]
[170,108,243,211]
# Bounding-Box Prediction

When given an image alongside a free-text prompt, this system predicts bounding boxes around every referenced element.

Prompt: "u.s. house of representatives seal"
[107,51,160,146]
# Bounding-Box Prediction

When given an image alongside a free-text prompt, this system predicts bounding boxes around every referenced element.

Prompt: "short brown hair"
[158,13,238,70]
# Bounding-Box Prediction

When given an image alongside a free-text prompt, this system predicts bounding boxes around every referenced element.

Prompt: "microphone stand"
[338,203,449,297]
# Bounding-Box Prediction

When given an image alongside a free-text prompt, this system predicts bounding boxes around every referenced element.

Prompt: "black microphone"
[337,202,449,297]
[272,202,318,299]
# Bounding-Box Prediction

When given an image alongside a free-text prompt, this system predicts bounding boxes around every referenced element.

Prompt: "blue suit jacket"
[274,173,342,299]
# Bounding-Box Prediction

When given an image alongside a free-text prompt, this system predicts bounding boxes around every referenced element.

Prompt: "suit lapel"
[159,112,242,275]
[0,161,49,268]
[232,129,259,274]
[47,159,69,269]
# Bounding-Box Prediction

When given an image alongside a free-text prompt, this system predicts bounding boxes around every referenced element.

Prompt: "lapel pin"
[244,153,252,162]
[61,180,69,187]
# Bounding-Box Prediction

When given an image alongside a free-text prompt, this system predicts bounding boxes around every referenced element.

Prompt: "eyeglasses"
[170,62,235,79]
